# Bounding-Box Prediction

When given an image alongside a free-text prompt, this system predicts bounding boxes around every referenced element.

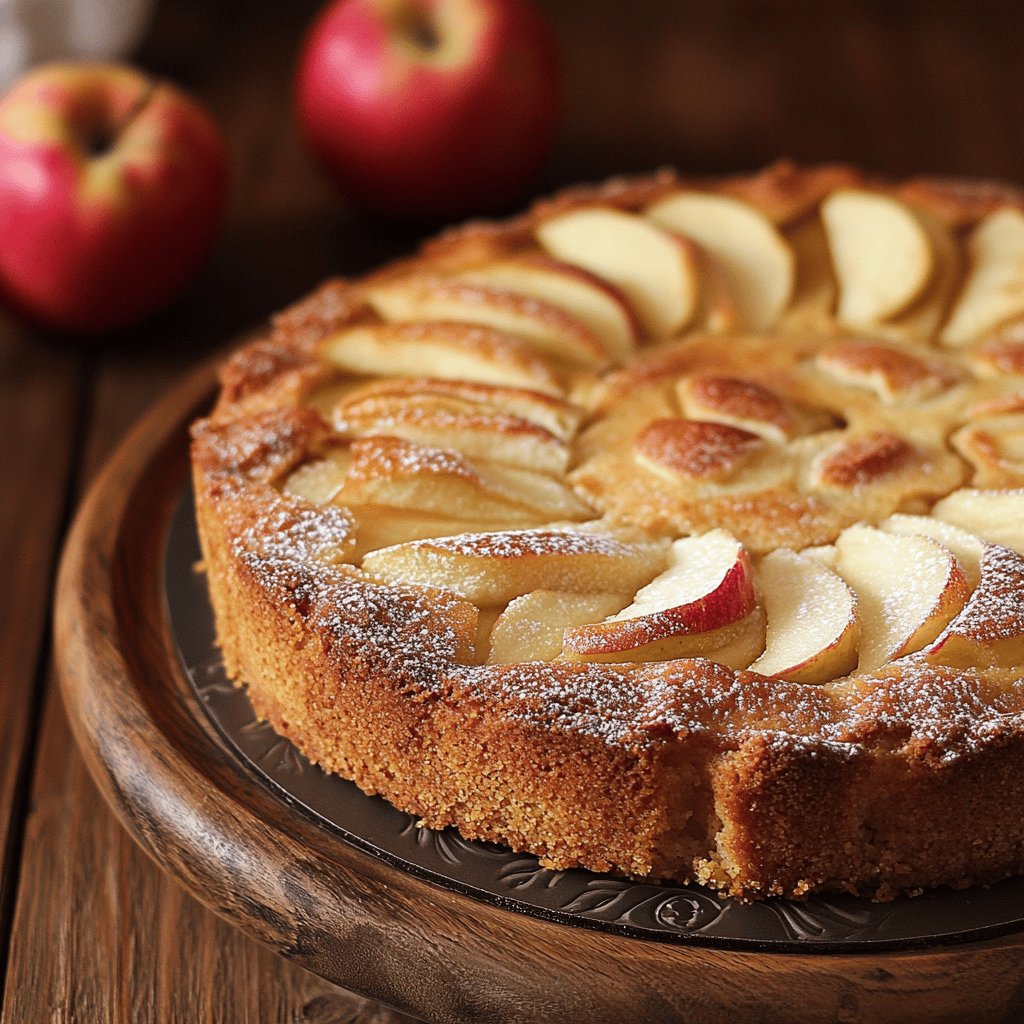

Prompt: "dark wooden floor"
[4,1,1024,1020]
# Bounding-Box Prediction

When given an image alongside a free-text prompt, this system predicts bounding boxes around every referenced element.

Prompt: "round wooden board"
[55,360,1024,1024]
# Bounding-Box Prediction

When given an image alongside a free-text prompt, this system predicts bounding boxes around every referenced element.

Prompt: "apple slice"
[344,504,487,556]
[645,191,795,330]
[951,414,1024,486]
[833,524,970,673]
[696,607,768,670]
[332,395,569,473]
[816,341,957,405]
[931,488,1024,555]
[750,549,859,684]
[801,544,839,570]
[535,207,700,337]
[634,417,765,481]
[923,544,1024,668]
[488,590,628,664]
[561,530,756,662]
[334,377,582,441]
[361,529,669,606]
[942,208,1024,345]
[677,374,800,443]
[457,255,640,363]
[881,513,986,589]
[363,277,610,368]
[321,321,561,396]
[781,216,836,331]
[282,447,352,505]
[334,436,591,525]
[821,189,934,325]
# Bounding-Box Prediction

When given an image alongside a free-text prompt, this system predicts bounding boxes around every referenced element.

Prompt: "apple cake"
[191,162,1024,900]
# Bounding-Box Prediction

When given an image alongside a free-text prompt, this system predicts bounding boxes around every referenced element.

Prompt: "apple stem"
[370,0,439,52]
[86,77,158,157]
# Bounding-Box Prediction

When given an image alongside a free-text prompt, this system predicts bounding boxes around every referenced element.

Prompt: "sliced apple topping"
[677,374,799,443]
[924,544,1024,669]
[321,321,561,395]
[456,255,640,363]
[750,549,859,684]
[361,529,668,606]
[363,277,610,368]
[334,436,591,527]
[782,216,836,331]
[977,338,1024,376]
[488,590,628,664]
[561,530,757,663]
[813,432,915,489]
[951,414,1024,485]
[634,418,764,481]
[942,208,1024,345]
[816,341,958,404]
[334,377,582,441]
[332,395,569,474]
[931,488,1024,555]
[345,506,479,554]
[833,524,970,673]
[881,513,986,589]
[801,544,839,570]
[821,189,935,325]
[282,447,352,505]
[535,207,700,337]
[645,191,795,330]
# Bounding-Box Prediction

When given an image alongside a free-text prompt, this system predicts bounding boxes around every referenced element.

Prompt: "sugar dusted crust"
[192,163,1024,900]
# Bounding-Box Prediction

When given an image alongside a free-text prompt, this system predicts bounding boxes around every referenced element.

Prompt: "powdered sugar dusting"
[421,528,635,559]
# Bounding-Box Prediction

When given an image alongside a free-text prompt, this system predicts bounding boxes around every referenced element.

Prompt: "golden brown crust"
[192,162,1024,900]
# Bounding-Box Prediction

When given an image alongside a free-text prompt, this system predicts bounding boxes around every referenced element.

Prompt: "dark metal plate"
[166,484,1024,952]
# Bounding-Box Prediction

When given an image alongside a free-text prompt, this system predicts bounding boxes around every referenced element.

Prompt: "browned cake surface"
[192,163,1024,899]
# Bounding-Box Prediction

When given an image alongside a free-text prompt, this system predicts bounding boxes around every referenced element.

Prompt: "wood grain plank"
[2,351,419,1023]
[0,316,83,982]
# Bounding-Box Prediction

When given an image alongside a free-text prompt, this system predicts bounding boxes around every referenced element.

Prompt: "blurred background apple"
[296,0,560,222]
[0,62,228,333]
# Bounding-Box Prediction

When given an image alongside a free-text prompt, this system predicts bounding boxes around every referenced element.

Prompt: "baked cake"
[191,163,1024,900]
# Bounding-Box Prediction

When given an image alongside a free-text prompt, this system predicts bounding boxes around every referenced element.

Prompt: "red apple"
[0,62,229,333]
[296,0,560,221]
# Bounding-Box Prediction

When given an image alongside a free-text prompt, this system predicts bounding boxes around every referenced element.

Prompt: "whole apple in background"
[0,62,229,333]
[296,0,560,222]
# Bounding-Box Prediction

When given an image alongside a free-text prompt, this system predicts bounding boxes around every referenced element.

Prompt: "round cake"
[191,162,1024,900]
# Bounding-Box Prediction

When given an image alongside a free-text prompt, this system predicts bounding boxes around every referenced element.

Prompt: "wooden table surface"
[4,1,1024,1020]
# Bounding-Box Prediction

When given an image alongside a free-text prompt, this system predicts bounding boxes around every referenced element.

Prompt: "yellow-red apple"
[0,62,228,332]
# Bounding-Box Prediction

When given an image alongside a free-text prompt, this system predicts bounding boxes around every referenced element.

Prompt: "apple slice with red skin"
[0,62,228,332]
[833,524,970,673]
[750,549,859,684]
[488,590,628,664]
[456,255,641,363]
[535,207,700,338]
[881,513,986,590]
[923,544,1024,668]
[561,530,756,662]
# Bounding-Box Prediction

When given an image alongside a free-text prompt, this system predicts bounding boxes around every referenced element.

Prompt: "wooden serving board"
[55,362,1024,1024]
